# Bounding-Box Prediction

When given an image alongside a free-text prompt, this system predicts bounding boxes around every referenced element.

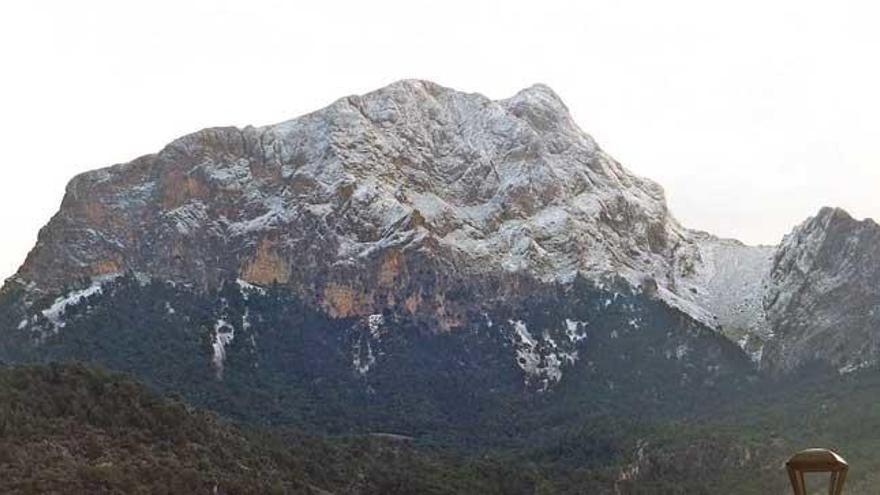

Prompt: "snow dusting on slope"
[674,234,775,359]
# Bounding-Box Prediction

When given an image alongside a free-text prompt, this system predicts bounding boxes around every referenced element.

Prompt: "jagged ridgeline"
[3,80,880,491]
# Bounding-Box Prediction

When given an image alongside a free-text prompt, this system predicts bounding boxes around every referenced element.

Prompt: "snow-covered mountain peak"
[17,80,878,376]
[13,81,683,298]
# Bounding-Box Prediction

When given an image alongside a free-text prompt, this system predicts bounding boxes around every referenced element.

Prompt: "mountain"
[0,79,762,430]
[3,79,880,491]
[3,79,878,393]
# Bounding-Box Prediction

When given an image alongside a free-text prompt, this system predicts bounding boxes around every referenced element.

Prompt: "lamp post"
[786,448,848,495]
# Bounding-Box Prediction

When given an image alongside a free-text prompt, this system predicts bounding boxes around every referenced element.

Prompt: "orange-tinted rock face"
[403,292,422,314]
[321,283,373,318]
[161,173,210,210]
[378,250,404,287]
[241,238,291,286]
[91,259,123,278]
[82,200,108,225]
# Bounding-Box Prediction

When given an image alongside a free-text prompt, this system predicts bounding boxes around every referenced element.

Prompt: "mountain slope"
[672,233,775,361]
[7,80,880,388]
[0,273,753,437]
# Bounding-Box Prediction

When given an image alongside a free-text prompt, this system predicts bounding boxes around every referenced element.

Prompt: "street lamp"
[786,448,848,495]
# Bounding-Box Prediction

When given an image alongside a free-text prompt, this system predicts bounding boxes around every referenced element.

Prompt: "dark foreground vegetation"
[5,363,880,493]
[0,364,535,494]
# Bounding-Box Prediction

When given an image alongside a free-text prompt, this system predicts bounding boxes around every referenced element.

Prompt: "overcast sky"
[1,0,878,280]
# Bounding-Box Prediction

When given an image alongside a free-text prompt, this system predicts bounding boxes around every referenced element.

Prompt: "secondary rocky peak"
[786,207,859,240]
[762,207,880,373]
[814,205,856,221]
[769,207,878,283]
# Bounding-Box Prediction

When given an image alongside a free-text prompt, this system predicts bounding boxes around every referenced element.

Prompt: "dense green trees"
[0,363,546,494]
[10,362,880,493]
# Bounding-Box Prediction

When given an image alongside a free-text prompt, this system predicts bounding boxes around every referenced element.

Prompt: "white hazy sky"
[1,1,879,280]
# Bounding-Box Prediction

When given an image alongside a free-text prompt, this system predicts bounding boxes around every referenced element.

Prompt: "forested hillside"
[6,362,880,493]
[0,364,537,494]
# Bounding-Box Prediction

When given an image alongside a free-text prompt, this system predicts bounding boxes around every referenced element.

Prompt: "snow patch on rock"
[352,338,376,376]
[40,275,120,330]
[211,319,235,379]
[509,320,579,391]
[351,315,386,376]
[564,319,589,343]
[367,314,385,338]
[164,201,210,236]
[839,360,873,375]
[236,278,266,298]
[666,343,690,360]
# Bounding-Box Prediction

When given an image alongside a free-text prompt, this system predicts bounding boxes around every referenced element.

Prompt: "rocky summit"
[3,80,880,377]
[762,207,880,374]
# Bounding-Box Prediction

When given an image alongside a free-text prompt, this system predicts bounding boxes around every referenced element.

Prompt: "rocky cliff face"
[7,80,724,329]
[761,207,880,374]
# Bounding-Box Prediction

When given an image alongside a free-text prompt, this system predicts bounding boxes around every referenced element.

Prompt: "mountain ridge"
[3,79,878,376]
